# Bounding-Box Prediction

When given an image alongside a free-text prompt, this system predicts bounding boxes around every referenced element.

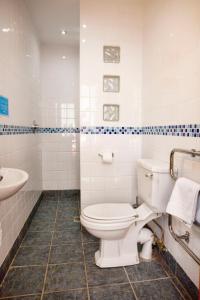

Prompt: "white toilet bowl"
[80,202,159,268]
[80,159,173,268]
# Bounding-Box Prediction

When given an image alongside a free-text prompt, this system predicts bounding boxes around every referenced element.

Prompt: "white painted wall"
[142,0,200,287]
[0,0,42,266]
[80,0,143,208]
[40,44,80,190]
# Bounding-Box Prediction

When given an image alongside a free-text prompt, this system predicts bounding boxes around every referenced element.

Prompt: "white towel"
[166,177,200,227]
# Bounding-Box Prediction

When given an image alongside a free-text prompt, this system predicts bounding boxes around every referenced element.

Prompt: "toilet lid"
[83,203,135,221]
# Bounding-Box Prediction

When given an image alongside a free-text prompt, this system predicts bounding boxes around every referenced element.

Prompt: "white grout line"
[42,287,87,295]
[0,293,41,299]
[123,267,138,300]
[81,226,90,300]
[130,276,174,284]
[170,278,192,300]
[40,194,60,300]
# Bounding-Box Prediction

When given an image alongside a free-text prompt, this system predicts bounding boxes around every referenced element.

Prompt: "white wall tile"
[142,0,200,287]
[0,0,42,266]
[80,134,141,208]
[40,44,80,190]
[80,0,143,127]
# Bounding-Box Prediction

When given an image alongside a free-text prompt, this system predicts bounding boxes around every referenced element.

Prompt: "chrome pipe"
[153,219,164,243]
[168,215,200,265]
[170,148,200,180]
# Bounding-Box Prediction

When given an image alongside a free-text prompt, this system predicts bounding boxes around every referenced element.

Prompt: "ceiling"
[25,0,80,46]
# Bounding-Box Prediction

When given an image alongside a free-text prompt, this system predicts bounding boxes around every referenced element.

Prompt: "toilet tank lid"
[137,159,169,173]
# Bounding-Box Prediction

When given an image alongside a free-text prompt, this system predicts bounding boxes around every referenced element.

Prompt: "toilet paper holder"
[98,153,114,158]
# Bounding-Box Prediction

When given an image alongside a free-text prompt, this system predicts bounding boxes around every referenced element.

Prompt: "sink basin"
[0,168,29,201]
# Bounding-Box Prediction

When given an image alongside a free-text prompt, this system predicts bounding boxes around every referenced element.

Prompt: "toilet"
[80,159,173,268]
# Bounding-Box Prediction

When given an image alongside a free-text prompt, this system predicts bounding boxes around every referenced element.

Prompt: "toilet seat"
[82,203,136,221]
[81,203,139,231]
[81,203,155,231]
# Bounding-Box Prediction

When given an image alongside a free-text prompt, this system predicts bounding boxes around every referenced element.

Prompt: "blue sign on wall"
[0,96,9,116]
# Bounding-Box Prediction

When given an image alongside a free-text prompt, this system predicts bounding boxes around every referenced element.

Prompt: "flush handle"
[145,173,153,179]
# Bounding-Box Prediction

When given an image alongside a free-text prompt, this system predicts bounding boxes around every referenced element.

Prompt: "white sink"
[0,168,29,201]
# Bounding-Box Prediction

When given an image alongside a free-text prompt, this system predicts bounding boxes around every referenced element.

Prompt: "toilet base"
[92,210,160,268]
[95,250,139,268]
[94,237,140,268]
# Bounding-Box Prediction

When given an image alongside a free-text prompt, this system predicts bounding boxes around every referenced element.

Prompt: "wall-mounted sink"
[0,168,29,201]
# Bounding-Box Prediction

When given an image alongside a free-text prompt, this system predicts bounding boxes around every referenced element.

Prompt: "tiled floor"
[0,191,192,300]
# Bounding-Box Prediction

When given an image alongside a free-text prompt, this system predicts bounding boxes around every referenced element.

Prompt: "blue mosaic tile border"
[81,124,200,137]
[142,124,200,137]
[80,126,142,135]
[37,127,80,134]
[0,124,34,135]
[0,125,80,135]
[0,124,200,137]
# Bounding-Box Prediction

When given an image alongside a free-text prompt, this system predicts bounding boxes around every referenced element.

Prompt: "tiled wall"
[40,44,80,190]
[142,0,200,287]
[0,0,199,290]
[80,0,143,208]
[0,0,42,266]
[81,134,141,207]
[80,0,200,288]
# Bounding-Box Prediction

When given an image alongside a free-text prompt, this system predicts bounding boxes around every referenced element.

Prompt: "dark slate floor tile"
[86,263,128,287]
[60,190,80,199]
[160,249,177,275]
[171,278,192,300]
[39,198,58,208]
[58,200,80,209]
[52,228,82,245]
[81,229,99,243]
[45,263,86,292]
[43,190,59,199]
[22,231,53,247]
[176,263,198,300]
[12,245,50,266]
[0,296,41,300]
[57,208,79,220]
[55,219,80,231]
[28,219,54,232]
[32,211,56,222]
[49,244,83,264]
[89,284,136,300]
[43,289,88,300]
[83,243,99,262]
[132,278,183,300]
[37,203,57,213]
[0,266,45,297]
[125,260,168,282]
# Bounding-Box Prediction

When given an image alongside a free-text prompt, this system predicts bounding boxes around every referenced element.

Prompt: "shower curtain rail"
[168,148,200,265]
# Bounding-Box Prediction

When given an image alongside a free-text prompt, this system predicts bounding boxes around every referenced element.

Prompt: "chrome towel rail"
[170,148,200,180]
[169,148,200,265]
